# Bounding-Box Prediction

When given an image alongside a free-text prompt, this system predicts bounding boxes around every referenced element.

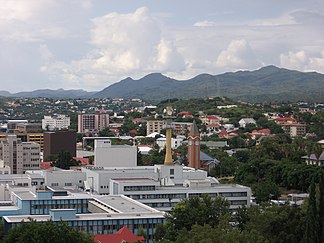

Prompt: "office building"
[82,165,251,212]
[42,115,70,131]
[0,135,40,174]
[1,189,165,243]
[94,139,137,167]
[78,111,109,133]
[43,131,76,160]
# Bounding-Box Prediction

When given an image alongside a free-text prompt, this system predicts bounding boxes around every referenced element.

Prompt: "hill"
[93,66,324,102]
[0,89,95,98]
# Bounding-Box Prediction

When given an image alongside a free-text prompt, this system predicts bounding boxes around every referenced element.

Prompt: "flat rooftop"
[94,195,160,214]
[4,211,165,223]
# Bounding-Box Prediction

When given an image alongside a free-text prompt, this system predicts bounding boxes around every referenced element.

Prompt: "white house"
[239,118,256,128]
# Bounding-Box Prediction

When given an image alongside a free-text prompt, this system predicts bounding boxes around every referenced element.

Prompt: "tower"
[163,106,174,166]
[187,121,200,169]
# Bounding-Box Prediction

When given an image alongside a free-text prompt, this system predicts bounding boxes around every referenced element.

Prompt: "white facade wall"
[94,140,137,167]
[44,170,86,188]
[103,166,251,212]
[22,142,40,171]
[42,115,70,131]
[156,138,183,150]
[0,159,10,175]
[82,167,156,194]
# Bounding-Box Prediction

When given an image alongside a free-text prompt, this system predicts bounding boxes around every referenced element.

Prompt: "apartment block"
[146,120,164,135]
[78,111,109,133]
[0,135,40,174]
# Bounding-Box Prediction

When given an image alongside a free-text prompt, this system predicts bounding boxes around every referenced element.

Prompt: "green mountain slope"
[94,66,324,102]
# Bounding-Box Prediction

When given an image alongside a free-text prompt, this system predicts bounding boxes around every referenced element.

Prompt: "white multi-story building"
[0,159,10,175]
[156,137,183,150]
[0,135,40,174]
[94,139,137,167]
[82,165,251,212]
[42,115,70,131]
[78,111,109,133]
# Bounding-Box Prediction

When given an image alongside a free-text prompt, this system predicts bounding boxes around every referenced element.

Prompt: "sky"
[1,0,324,92]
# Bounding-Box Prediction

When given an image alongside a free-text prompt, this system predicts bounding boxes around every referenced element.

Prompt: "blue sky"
[1,0,324,92]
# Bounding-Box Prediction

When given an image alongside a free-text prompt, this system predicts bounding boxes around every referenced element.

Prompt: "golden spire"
[163,106,174,166]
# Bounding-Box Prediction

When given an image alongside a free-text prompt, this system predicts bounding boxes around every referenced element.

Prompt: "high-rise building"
[0,135,40,174]
[42,115,70,131]
[78,111,109,133]
[43,131,76,161]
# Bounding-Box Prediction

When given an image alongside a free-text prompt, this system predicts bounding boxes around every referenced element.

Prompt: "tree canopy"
[1,220,93,243]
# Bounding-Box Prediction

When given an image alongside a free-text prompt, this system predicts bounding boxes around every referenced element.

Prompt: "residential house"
[238,118,256,128]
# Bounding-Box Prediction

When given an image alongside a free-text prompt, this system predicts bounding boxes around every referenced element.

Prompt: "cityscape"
[0,1,324,243]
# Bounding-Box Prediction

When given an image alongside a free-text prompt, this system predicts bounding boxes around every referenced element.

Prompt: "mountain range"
[1,66,324,102]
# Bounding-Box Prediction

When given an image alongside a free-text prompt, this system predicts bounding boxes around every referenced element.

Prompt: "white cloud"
[42,7,185,90]
[193,21,217,27]
[280,50,324,73]
[38,44,53,61]
[0,0,53,21]
[216,39,260,70]
[1,1,324,92]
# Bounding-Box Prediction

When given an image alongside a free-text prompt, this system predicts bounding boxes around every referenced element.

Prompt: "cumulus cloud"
[0,0,54,21]
[42,7,185,90]
[280,50,324,73]
[38,44,53,61]
[193,21,217,27]
[216,39,260,70]
[2,1,324,92]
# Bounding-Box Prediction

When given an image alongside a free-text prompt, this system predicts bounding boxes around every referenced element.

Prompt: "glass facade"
[30,199,89,214]
[8,217,165,243]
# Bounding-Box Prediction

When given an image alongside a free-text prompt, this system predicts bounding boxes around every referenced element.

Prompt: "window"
[170,169,174,175]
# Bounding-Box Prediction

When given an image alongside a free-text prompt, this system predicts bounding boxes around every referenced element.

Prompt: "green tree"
[252,180,280,203]
[305,178,319,243]
[2,220,93,243]
[164,195,230,241]
[319,173,324,243]
[98,128,115,137]
[244,204,305,243]
[52,151,80,169]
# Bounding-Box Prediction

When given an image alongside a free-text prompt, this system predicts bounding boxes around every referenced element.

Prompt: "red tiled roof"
[94,226,145,243]
[206,115,219,120]
[129,129,137,134]
[40,162,53,169]
[207,123,220,127]
[252,128,271,134]
[73,157,90,165]
[218,130,228,137]
[274,117,295,121]
[178,111,190,115]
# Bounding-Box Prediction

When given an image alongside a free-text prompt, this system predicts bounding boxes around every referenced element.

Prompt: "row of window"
[219,192,247,197]
[124,185,156,191]
[126,193,187,200]
[126,192,248,201]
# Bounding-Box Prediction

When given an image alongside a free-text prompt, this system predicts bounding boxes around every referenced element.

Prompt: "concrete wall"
[94,140,137,167]
[44,170,86,188]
